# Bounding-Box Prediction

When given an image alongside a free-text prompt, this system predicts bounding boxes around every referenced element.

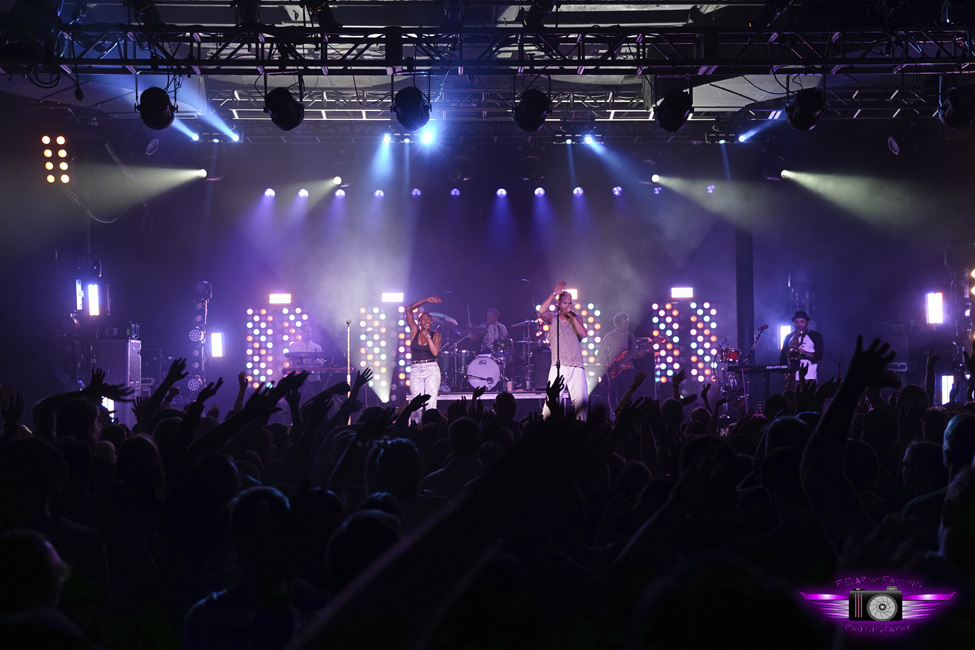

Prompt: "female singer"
[405,295,443,422]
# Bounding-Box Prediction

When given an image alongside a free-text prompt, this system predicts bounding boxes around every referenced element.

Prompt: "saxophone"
[788,331,806,361]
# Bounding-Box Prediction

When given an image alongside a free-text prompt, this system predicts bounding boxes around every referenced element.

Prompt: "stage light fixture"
[938,86,975,129]
[521,0,556,29]
[124,0,164,26]
[233,0,262,24]
[301,0,341,30]
[441,0,466,31]
[655,88,693,133]
[138,87,175,130]
[514,88,550,132]
[392,86,431,132]
[265,87,304,131]
[786,88,826,131]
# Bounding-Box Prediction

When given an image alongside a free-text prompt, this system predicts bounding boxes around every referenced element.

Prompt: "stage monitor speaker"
[93,339,142,428]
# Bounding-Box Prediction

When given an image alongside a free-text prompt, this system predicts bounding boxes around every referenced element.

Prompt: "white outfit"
[409,360,441,423]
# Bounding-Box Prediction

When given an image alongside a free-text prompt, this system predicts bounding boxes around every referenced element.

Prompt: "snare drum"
[717,348,741,363]
[467,355,501,390]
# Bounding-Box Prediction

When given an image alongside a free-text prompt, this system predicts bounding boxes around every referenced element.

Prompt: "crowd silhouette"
[2,336,975,649]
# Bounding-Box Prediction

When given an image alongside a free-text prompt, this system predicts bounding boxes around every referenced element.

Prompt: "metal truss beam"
[2,24,973,77]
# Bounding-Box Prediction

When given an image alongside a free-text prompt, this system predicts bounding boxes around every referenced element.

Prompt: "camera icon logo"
[848,586,902,622]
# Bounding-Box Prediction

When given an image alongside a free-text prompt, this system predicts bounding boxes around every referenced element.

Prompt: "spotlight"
[573,187,584,196]
[301,0,341,30]
[441,0,466,31]
[447,155,473,182]
[496,188,507,197]
[655,88,692,133]
[612,186,623,196]
[706,184,715,194]
[651,174,660,183]
[233,0,261,24]
[382,133,392,144]
[392,86,431,132]
[138,87,175,130]
[534,187,545,197]
[124,0,163,26]
[196,169,207,178]
[420,127,435,145]
[298,188,309,197]
[335,189,345,197]
[786,88,826,131]
[521,0,556,29]
[332,176,342,184]
[374,190,384,198]
[938,86,975,129]
[450,188,460,196]
[411,188,422,197]
[514,88,550,132]
[264,188,275,197]
[265,87,304,131]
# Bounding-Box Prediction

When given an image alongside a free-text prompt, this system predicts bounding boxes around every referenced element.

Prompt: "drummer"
[478,308,511,355]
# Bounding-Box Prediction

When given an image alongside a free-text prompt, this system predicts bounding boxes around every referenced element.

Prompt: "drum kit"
[432,315,549,393]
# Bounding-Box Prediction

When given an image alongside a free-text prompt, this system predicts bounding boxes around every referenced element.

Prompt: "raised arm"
[405,295,442,333]
[538,281,566,324]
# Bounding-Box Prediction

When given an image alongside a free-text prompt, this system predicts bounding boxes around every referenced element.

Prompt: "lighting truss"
[2,24,971,78]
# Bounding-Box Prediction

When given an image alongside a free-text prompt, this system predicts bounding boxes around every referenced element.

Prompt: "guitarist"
[599,312,645,411]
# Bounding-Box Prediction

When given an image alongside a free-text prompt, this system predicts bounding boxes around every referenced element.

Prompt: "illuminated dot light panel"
[358,306,399,402]
[651,301,719,383]
[244,306,310,387]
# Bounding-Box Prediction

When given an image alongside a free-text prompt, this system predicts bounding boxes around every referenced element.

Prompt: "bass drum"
[467,355,501,390]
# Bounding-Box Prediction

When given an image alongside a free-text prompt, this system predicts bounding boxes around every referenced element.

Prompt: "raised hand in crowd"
[545,373,566,419]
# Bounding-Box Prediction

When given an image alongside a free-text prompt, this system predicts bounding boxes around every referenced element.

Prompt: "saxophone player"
[779,310,824,384]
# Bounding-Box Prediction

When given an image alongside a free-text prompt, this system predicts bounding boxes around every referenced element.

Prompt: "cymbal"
[426,311,458,326]
[511,319,540,328]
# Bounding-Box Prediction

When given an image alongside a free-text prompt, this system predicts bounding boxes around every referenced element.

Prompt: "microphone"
[757,324,769,331]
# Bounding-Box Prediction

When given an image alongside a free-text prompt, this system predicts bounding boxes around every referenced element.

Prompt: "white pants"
[410,361,441,423]
[541,365,588,420]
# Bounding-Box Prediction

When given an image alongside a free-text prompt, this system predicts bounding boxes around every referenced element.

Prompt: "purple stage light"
[496,188,507,197]
[450,188,460,197]
[612,186,623,196]
[706,184,715,194]
[264,188,275,197]
[534,187,545,197]
[335,189,346,197]
[573,187,584,196]
[298,188,309,198]
[653,187,662,195]
[374,190,384,198]
[411,188,422,197]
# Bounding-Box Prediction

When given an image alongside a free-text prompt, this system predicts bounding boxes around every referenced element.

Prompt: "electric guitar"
[606,337,662,380]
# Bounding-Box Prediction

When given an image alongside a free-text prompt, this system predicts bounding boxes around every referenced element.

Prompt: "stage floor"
[437,391,547,401]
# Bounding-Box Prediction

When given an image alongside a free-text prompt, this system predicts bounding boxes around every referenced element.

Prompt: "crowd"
[1,336,975,649]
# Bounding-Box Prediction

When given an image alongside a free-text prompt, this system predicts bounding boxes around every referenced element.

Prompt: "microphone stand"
[739,327,765,414]
[521,281,541,391]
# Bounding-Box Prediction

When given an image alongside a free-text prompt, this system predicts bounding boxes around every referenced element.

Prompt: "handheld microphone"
[758,324,769,331]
